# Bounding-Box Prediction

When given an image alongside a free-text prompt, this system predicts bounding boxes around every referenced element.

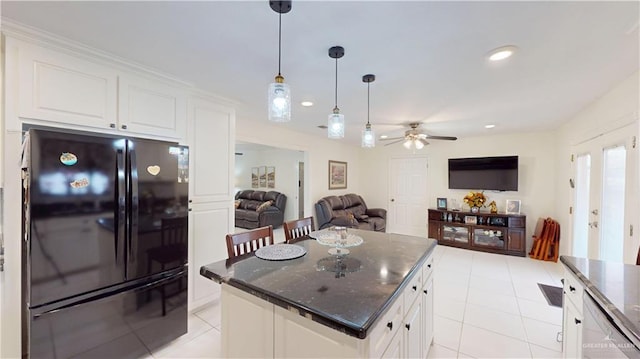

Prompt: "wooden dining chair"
[226,225,274,259]
[283,216,315,243]
[636,245,640,265]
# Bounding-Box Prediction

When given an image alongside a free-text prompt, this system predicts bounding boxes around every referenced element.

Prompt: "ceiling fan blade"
[384,139,405,146]
[379,136,404,141]
[426,135,457,141]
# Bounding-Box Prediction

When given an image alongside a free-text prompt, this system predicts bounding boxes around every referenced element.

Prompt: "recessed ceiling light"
[380,135,388,139]
[485,124,496,129]
[301,101,313,107]
[487,45,518,61]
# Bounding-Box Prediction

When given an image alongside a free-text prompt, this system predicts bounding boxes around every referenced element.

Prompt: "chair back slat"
[226,225,274,258]
[284,217,315,243]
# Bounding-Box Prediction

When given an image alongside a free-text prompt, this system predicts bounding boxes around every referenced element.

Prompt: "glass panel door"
[570,122,637,264]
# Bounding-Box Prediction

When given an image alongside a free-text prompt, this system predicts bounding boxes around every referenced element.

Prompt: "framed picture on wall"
[328,160,347,190]
[506,199,521,214]
[437,197,447,210]
[251,167,259,188]
[267,166,275,188]
[259,166,267,188]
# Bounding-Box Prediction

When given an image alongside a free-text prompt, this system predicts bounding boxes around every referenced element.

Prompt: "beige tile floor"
[148,241,564,358]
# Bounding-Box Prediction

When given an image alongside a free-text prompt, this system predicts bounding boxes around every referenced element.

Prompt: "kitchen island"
[200,229,436,358]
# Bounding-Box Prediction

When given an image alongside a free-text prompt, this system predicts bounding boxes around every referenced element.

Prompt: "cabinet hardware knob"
[386,322,393,330]
[427,264,432,268]
[109,123,116,128]
[412,285,417,291]
[189,200,193,203]
[569,286,575,292]
[188,208,192,212]
[405,324,411,330]
[121,124,128,130]
[423,289,428,295]
[574,318,581,325]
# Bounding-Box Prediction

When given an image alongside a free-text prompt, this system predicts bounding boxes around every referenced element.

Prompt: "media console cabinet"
[428,208,526,257]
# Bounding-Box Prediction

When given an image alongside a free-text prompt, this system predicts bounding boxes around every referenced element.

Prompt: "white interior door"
[388,156,428,236]
[571,123,638,263]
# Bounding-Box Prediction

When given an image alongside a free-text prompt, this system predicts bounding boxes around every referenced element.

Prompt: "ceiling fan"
[380,122,457,149]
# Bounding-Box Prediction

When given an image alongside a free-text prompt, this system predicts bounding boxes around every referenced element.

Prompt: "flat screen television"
[448,155,518,191]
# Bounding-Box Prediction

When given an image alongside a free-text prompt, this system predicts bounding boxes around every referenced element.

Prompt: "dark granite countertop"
[200,229,437,339]
[560,255,640,347]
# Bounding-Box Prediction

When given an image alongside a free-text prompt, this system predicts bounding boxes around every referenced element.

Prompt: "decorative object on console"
[437,197,447,210]
[361,74,376,148]
[506,199,521,214]
[327,46,346,139]
[488,200,497,213]
[463,191,486,212]
[267,0,292,123]
[328,160,347,189]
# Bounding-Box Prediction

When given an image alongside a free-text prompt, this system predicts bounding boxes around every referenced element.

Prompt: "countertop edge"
[201,240,437,339]
[559,256,640,348]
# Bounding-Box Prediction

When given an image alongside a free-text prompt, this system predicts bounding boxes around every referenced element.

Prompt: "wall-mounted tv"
[448,156,518,191]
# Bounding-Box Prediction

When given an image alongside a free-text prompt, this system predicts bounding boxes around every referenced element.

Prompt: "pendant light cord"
[334,57,338,108]
[278,12,282,76]
[367,83,370,125]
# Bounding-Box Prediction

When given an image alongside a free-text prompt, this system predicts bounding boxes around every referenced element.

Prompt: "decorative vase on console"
[463,191,487,213]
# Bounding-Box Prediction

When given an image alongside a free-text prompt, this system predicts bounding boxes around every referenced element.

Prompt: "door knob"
[391,199,395,202]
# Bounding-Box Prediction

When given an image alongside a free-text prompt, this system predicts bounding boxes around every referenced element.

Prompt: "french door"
[571,122,638,263]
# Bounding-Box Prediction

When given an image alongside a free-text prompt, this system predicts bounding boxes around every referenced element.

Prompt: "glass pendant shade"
[268,76,291,122]
[403,139,412,149]
[362,124,375,148]
[415,140,425,149]
[328,110,345,139]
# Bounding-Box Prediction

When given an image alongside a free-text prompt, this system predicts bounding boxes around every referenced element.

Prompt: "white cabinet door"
[187,97,235,203]
[404,297,423,359]
[14,38,117,129]
[118,73,187,139]
[562,299,583,358]
[189,202,232,309]
[382,330,403,359]
[422,277,434,357]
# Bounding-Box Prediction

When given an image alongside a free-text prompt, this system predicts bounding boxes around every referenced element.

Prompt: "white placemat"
[255,244,307,261]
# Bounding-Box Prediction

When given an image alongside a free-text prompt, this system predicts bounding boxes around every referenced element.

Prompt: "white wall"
[359,132,558,251]
[555,71,640,262]
[235,148,304,222]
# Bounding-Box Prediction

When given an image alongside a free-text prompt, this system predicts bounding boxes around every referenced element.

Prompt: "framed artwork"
[328,160,347,190]
[267,166,275,188]
[506,199,521,214]
[251,167,259,188]
[464,216,477,225]
[437,197,447,210]
[259,166,267,188]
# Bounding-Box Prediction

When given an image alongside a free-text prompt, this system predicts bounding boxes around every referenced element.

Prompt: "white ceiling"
[2,1,639,145]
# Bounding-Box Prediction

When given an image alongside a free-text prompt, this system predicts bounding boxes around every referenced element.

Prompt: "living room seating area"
[234,190,287,229]
[315,193,386,232]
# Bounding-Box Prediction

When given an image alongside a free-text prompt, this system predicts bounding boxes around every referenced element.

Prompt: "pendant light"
[268,1,292,122]
[361,74,376,148]
[327,46,345,139]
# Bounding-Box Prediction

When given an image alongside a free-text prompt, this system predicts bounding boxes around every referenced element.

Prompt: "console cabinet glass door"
[441,225,469,244]
[472,228,505,249]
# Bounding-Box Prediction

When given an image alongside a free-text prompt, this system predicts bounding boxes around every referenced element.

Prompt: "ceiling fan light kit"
[327,46,345,139]
[361,74,376,148]
[381,122,457,150]
[268,1,292,123]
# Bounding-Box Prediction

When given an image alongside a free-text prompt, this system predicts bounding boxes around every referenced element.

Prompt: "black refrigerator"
[22,128,189,358]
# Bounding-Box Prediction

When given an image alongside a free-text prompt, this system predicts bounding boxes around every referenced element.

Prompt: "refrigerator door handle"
[116,147,126,264]
[128,144,139,266]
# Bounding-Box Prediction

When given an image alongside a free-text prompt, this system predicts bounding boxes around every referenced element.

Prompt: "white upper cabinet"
[187,97,235,203]
[118,73,187,139]
[15,39,118,129]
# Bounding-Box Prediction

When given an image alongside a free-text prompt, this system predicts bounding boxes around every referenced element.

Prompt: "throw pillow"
[256,200,273,212]
[234,200,241,209]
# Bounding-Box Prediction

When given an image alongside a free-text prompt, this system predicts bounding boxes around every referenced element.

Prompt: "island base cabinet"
[561,267,584,358]
[221,285,274,358]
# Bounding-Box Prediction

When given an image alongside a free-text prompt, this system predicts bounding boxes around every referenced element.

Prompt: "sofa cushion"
[249,191,266,201]
[325,196,344,210]
[257,200,273,212]
[240,200,263,211]
[235,209,259,221]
